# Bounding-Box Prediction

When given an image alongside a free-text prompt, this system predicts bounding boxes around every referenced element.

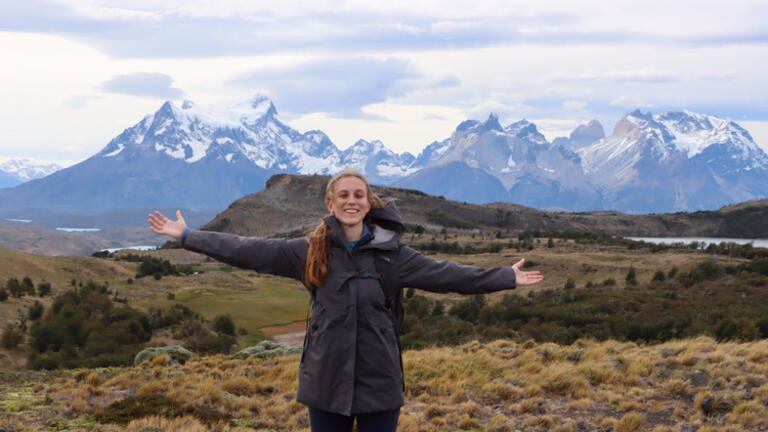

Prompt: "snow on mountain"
[0,158,62,187]
[2,98,765,216]
[578,109,768,213]
[97,96,420,180]
[340,139,417,183]
[0,96,419,213]
[397,114,603,209]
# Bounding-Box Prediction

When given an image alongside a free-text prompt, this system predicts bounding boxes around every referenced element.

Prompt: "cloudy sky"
[2,0,768,166]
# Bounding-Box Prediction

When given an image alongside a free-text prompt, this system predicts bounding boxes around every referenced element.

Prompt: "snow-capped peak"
[0,158,62,182]
[635,109,761,159]
[505,119,549,145]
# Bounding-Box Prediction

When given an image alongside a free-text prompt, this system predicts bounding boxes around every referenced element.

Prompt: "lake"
[101,245,158,253]
[4,218,32,223]
[627,237,768,248]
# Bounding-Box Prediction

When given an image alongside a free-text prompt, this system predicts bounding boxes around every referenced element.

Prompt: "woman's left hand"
[512,258,544,286]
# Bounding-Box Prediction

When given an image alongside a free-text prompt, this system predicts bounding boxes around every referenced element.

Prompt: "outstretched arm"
[149,210,307,281]
[148,210,187,240]
[398,246,544,294]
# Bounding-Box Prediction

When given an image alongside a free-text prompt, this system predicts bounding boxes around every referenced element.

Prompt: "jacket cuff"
[180,228,190,247]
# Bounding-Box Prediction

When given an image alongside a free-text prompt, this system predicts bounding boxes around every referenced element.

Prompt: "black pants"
[308,407,400,432]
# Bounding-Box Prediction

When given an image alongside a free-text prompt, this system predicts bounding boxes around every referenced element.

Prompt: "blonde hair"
[304,171,385,289]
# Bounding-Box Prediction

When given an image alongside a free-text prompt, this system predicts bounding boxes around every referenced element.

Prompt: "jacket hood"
[367,200,405,234]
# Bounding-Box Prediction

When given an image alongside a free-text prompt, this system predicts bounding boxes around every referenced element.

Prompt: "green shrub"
[21,277,35,295]
[6,278,22,297]
[747,258,768,276]
[404,295,431,319]
[431,301,444,316]
[28,284,151,369]
[1,323,24,349]
[716,319,760,341]
[652,270,666,283]
[28,300,44,321]
[449,296,486,323]
[625,267,637,286]
[36,281,51,297]
[212,314,236,336]
[668,266,678,279]
[757,318,768,338]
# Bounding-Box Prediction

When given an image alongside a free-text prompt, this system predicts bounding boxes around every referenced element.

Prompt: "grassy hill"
[200,174,768,239]
[1,337,767,431]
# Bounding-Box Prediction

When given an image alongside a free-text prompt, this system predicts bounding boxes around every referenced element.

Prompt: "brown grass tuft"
[124,415,214,432]
[489,414,512,432]
[479,382,522,403]
[615,411,645,432]
[665,378,690,397]
[522,415,554,429]
[728,400,768,428]
[457,415,481,430]
[423,403,449,419]
[137,379,168,397]
[222,376,253,396]
[85,372,103,387]
[515,396,548,414]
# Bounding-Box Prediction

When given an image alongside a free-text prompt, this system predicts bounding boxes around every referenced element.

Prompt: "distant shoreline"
[627,237,768,248]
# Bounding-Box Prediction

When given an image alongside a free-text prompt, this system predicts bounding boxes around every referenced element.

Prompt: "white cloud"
[101,72,185,99]
[740,121,768,153]
[1,2,767,166]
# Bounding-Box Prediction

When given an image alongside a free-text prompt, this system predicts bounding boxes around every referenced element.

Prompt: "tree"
[28,301,44,321]
[37,281,52,297]
[7,278,22,298]
[21,277,35,296]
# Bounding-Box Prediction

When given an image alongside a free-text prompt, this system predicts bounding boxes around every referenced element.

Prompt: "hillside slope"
[200,174,768,238]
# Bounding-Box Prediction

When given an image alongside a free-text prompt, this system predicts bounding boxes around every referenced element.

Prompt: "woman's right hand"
[148,210,187,240]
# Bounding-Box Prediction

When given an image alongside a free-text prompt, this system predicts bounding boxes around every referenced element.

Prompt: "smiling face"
[326,176,372,231]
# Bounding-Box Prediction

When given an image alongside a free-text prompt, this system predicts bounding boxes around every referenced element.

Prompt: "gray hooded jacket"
[182,202,516,415]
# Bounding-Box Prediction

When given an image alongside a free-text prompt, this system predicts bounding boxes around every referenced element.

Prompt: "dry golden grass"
[615,411,645,432]
[5,337,768,431]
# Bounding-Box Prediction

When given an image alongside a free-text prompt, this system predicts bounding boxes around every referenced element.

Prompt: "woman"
[149,171,543,432]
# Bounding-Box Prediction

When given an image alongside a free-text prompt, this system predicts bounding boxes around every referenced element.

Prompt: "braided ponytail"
[304,222,331,289]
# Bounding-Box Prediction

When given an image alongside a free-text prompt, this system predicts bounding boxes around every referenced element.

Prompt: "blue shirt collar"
[348,224,373,252]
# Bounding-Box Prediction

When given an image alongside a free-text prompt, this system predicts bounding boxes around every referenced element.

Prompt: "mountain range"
[0,96,766,221]
[0,159,61,188]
